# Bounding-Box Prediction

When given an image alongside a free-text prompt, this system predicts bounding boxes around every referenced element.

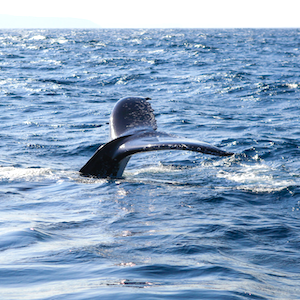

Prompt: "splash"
[0,166,57,182]
[217,163,295,193]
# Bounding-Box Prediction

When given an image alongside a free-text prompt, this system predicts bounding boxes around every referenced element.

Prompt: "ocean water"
[0,28,300,299]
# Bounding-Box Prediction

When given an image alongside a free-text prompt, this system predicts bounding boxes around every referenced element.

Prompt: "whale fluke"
[80,97,233,178]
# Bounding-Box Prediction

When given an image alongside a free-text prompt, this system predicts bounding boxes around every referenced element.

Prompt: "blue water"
[0,28,300,299]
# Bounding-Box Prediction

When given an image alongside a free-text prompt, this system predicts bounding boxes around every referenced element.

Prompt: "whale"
[80,97,234,178]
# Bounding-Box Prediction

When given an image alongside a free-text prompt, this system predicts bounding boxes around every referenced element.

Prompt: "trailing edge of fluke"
[80,97,234,178]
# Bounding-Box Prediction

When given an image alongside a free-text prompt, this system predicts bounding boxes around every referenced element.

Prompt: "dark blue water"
[1,28,300,299]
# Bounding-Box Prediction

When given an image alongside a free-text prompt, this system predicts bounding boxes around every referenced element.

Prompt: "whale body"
[80,97,233,178]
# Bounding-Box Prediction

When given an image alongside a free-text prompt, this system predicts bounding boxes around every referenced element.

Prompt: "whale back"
[109,97,157,140]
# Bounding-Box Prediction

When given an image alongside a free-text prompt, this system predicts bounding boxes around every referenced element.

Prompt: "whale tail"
[80,97,234,178]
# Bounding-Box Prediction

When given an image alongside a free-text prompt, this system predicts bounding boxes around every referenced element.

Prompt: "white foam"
[126,161,182,177]
[0,166,57,182]
[0,166,109,185]
[287,83,298,89]
[217,163,295,192]
[29,35,46,41]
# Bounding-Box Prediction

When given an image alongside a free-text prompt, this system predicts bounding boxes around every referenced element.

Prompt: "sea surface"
[0,28,300,299]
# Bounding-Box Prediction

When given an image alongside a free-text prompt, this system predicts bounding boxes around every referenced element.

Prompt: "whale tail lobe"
[80,97,234,178]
